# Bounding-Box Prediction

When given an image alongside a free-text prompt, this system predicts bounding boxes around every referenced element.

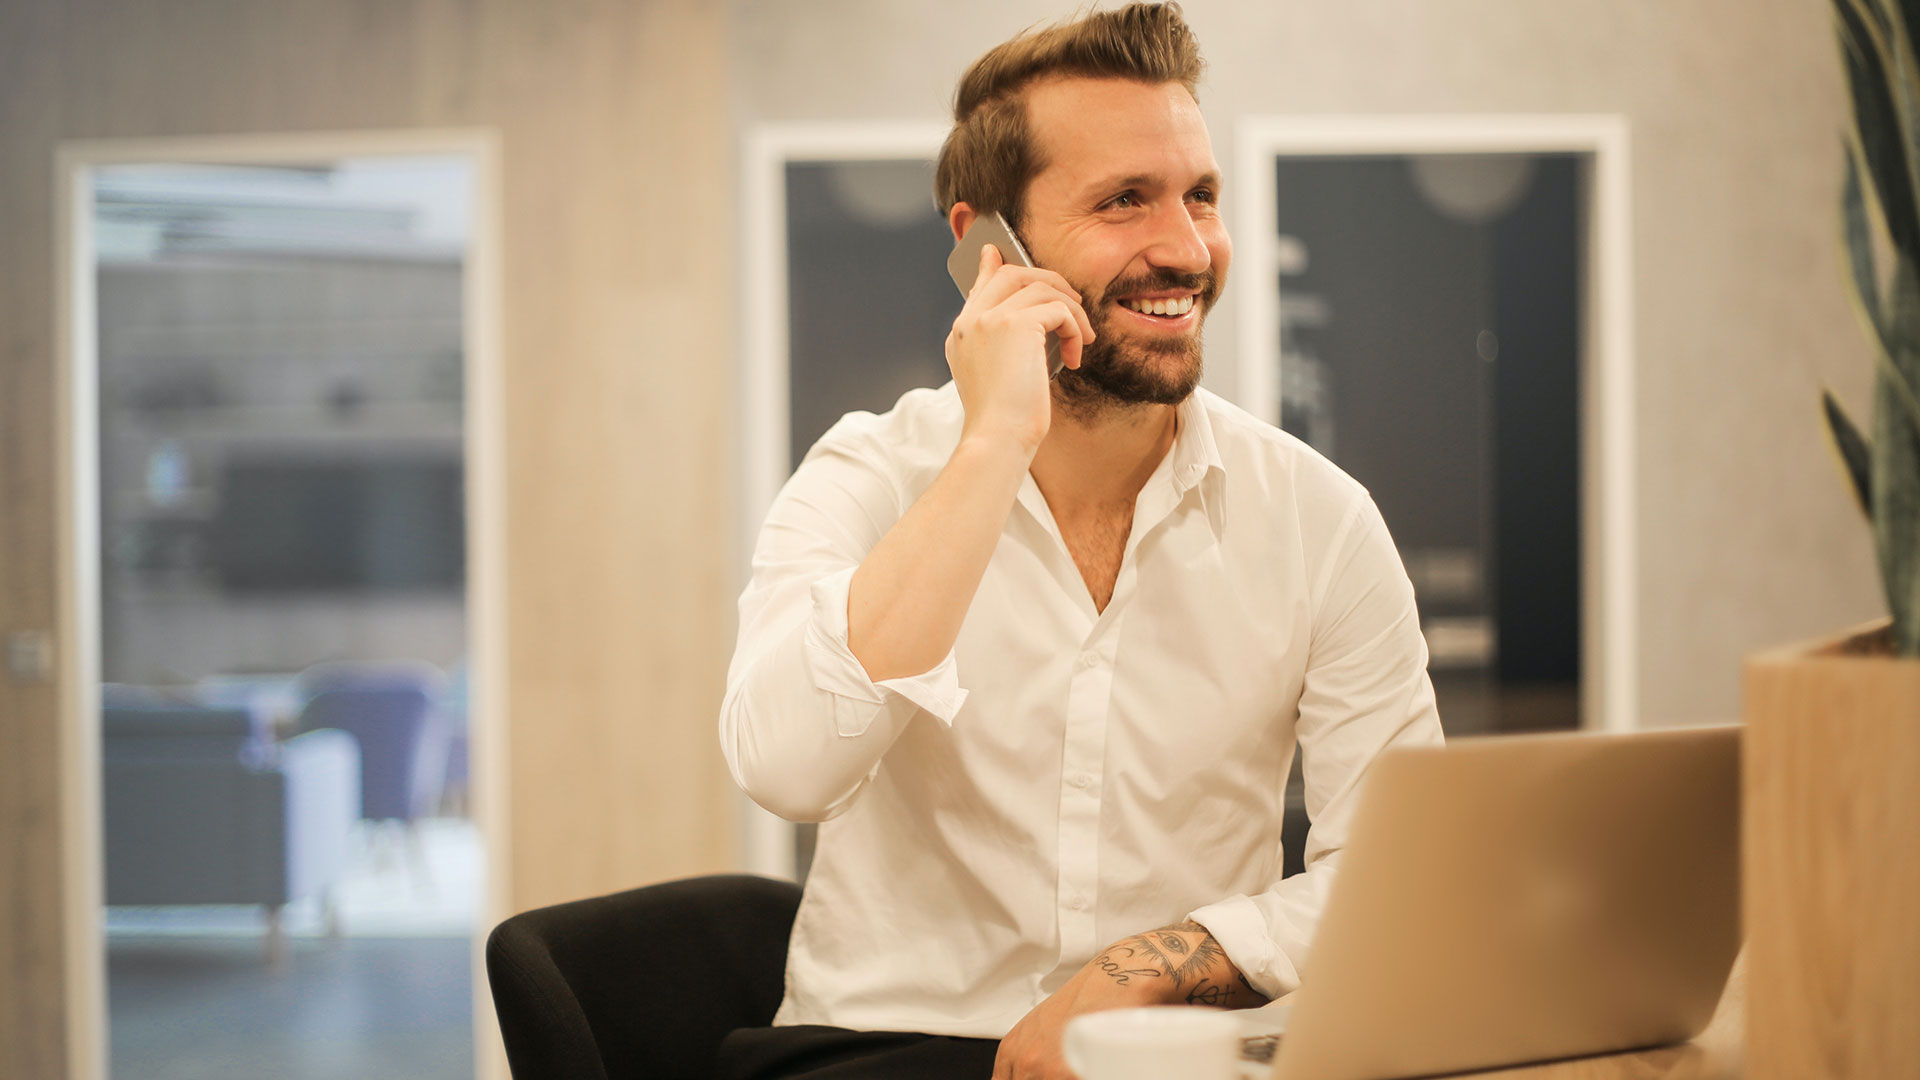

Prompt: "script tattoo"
[1093,944,1163,986]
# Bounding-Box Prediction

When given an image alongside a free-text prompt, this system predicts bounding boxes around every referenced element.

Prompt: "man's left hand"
[991,921,1268,1080]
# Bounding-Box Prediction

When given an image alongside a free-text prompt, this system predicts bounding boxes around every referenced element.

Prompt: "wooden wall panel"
[0,2,739,1075]
[2,1,81,1075]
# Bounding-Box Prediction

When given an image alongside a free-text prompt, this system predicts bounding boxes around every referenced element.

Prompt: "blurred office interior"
[0,1,1887,1078]
[93,158,479,1079]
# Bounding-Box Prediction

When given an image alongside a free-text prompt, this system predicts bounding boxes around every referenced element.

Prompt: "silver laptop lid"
[1272,726,1741,1080]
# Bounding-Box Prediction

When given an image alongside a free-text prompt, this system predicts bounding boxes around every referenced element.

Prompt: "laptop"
[1258,725,1741,1080]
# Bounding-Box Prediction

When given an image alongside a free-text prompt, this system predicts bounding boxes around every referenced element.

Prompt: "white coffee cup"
[1062,1005,1244,1080]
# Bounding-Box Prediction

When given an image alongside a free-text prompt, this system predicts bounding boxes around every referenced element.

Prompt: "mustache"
[1097,266,1220,306]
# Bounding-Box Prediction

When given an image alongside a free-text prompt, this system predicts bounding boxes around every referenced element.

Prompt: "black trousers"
[718,1024,1001,1080]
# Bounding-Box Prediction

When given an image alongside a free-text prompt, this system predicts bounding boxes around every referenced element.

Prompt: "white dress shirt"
[720,382,1442,1039]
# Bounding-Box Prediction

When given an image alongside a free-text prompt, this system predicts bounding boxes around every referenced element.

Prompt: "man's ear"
[948,202,978,244]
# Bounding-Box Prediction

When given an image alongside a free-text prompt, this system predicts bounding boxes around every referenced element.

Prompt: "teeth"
[1122,296,1195,316]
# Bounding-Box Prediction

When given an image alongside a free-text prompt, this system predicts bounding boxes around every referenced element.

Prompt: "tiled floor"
[108,935,472,1080]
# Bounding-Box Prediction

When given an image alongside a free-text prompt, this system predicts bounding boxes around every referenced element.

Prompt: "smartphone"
[946,211,1066,379]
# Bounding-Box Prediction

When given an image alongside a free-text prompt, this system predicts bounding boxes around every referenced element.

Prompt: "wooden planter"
[1744,620,1920,1079]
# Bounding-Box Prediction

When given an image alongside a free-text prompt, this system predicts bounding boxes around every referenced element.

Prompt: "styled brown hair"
[933,3,1205,231]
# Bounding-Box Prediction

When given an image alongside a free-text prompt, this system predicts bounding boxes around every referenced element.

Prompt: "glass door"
[91,155,481,1080]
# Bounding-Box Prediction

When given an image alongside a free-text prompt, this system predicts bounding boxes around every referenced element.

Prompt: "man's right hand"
[845,241,1090,684]
[945,241,1094,456]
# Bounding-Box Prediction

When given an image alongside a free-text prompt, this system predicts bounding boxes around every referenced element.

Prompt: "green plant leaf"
[1876,260,1920,460]
[1823,389,1876,519]
[1882,0,1920,131]
[1838,80,1920,451]
[1869,362,1920,654]
[1837,0,1920,263]
[1838,0,1920,656]
[1843,146,1892,344]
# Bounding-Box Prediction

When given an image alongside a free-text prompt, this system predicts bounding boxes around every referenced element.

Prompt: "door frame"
[1232,114,1637,735]
[54,128,511,1080]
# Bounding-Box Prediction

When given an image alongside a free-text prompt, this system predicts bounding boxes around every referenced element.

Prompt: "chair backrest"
[299,683,439,821]
[486,874,802,1080]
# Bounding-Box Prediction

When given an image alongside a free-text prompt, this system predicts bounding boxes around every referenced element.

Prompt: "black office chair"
[486,873,804,1080]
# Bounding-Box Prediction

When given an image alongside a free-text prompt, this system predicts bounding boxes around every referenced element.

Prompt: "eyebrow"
[1083,170,1224,198]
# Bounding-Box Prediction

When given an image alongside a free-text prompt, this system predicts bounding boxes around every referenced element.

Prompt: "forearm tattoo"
[1088,920,1268,1008]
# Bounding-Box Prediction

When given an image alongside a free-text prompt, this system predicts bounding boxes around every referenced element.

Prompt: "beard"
[1053,264,1222,419]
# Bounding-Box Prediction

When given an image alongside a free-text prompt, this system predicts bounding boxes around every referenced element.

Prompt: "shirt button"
[1066,894,1088,911]
[1069,773,1091,789]
[1079,651,1099,670]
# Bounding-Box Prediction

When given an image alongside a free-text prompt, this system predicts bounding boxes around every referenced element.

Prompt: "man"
[719,5,1442,1079]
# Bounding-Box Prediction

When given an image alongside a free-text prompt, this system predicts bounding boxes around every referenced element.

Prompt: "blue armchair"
[297,663,448,824]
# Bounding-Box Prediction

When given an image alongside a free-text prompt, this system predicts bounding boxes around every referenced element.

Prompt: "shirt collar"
[1013,391,1231,540]
[1171,390,1229,538]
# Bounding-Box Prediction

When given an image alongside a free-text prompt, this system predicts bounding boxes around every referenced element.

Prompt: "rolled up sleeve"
[720,430,968,823]
[804,568,969,735]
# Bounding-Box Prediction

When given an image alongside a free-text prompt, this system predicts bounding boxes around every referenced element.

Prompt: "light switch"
[7,630,53,684]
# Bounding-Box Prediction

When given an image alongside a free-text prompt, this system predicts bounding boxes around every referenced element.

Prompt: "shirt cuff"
[802,567,969,735]
[1186,894,1302,1000]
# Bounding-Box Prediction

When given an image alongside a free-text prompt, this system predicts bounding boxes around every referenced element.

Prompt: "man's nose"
[1144,202,1212,274]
